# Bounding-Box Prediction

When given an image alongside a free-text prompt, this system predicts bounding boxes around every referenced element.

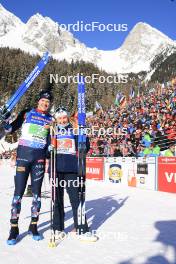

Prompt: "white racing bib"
[56,135,76,155]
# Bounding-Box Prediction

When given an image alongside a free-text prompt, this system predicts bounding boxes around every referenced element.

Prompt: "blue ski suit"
[9,108,52,223]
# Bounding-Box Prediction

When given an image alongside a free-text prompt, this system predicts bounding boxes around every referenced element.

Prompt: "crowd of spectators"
[87,79,176,157]
[0,80,175,160]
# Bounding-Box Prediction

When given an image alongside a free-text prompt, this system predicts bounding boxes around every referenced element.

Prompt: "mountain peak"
[26,13,45,23]
[133,22,153,29]
[130,22,172,42]
[121,21,173,55]
[99,21,176,74]
[0,4,21,20]
[23,12,77,54]
[0,4,24,37]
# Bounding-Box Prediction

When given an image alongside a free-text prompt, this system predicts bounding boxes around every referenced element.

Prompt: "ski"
[77,76,87,234]
[48,124,57,248]
[0,52,50,126]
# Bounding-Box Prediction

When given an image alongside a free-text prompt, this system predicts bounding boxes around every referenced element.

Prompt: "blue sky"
[0,0,175,50]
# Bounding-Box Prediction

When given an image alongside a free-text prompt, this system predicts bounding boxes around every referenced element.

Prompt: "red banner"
[86,157,104,180]
[158,157,176,193]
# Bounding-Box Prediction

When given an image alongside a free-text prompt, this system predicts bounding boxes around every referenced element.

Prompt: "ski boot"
[7,221,19,245]
[28,218,42,241]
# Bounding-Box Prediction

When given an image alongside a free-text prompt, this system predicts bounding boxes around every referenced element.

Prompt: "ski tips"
[48,240,57,248]
[43,51,50,56]
[43,51,52,62]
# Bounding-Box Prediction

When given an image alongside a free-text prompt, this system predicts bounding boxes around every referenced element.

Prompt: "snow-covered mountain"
[0,4,175,74]
[98,22,176,73]
[0,4,24,37]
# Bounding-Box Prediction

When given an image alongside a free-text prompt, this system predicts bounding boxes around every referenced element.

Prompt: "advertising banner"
[104,157,156,190]
[158,157,176,193]
[135,157,156,190]
[86,157,104,180]
[104,157,128,184]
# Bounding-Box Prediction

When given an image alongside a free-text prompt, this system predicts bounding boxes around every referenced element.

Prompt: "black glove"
[3,121,12,133]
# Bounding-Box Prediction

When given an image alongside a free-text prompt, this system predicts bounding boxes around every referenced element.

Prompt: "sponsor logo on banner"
[86,157,104,180]
[137,163,148,186]
[158,157,176,193]
[159,157,176,163]
[86,167,100,175]
[165,172,176,183]
[109,164,122,183]
[137,163,148,174]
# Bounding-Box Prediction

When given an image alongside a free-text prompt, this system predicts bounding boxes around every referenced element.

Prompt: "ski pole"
[48,124,57,248]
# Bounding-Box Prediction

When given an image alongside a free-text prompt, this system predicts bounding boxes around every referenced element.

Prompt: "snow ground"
[0,161,176,264]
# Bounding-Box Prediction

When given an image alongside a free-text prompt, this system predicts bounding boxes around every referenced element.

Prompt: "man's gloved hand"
[3,121,12,133]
